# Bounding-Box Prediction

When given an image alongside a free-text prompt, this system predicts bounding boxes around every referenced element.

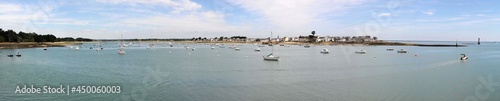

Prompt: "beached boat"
[397,49,408,53]
[320,48,330,54]
[355,49,366,54]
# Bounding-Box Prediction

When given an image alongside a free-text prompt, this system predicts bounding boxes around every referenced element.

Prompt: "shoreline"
[187,41,467,47]
[0,41,466,49]
[0,42,83,49]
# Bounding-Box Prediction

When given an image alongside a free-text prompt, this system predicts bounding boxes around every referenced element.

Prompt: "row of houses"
[258,35,378,43]
[192,35,378,43]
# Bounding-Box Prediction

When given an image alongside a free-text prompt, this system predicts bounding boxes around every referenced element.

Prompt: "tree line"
[0,28,92,42]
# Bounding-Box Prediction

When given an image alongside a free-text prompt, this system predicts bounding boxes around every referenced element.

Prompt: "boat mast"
[120,34,123,47]
[271,31,274,54]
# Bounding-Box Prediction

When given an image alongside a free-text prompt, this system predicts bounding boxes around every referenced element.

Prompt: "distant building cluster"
[192,31,379,43]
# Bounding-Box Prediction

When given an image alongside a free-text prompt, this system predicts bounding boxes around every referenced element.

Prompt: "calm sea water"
[1,42,500,101]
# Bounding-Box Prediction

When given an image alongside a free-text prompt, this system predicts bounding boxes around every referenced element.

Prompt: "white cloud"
[227,0,369,31]
[95,0,202,13]
[475,14,485,17]
[0,4,24,13]
[421,10,434,16]
[377,13,391,17]
[117,11,249,36]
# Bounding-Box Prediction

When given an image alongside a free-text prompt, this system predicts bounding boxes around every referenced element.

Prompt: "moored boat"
[460,54,468,60]
[255,48,261,51]
[355,49,366,54]
[397,49,408,53]
[320,48,329,54]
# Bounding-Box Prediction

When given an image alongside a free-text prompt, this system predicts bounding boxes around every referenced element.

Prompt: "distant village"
[191,31,379,43]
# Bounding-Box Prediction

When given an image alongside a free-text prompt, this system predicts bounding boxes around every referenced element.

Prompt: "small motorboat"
[75,47,79,51]
[43,46,48,50]
[460,54,468,60]
[255,48,261,51]
[304,45,311,48]
[320,48,329,54]
[117,49,126,55]
[284,45,290,47]
[234,48,240,51]
[211,47,215,49]
[397,49,408,53]
[355,49,366,54]
[192,48,196,51]
[258,45,265,47]
[279,44,285,46]
[7,54,14,57]
[15,52,21,57]
[229,45,236,49]
[386,48,394,51]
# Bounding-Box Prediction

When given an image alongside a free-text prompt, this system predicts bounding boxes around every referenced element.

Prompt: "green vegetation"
[0,28,92,42]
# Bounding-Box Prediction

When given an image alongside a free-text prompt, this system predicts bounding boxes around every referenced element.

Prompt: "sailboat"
[118,34,126,55]
[263,32,280,61]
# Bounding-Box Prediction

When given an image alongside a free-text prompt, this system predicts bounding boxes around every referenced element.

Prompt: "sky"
[0,0,499,41]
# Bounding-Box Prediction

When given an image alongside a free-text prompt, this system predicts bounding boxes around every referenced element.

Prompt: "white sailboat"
[118,34,126,55]
[263,32,280,61]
